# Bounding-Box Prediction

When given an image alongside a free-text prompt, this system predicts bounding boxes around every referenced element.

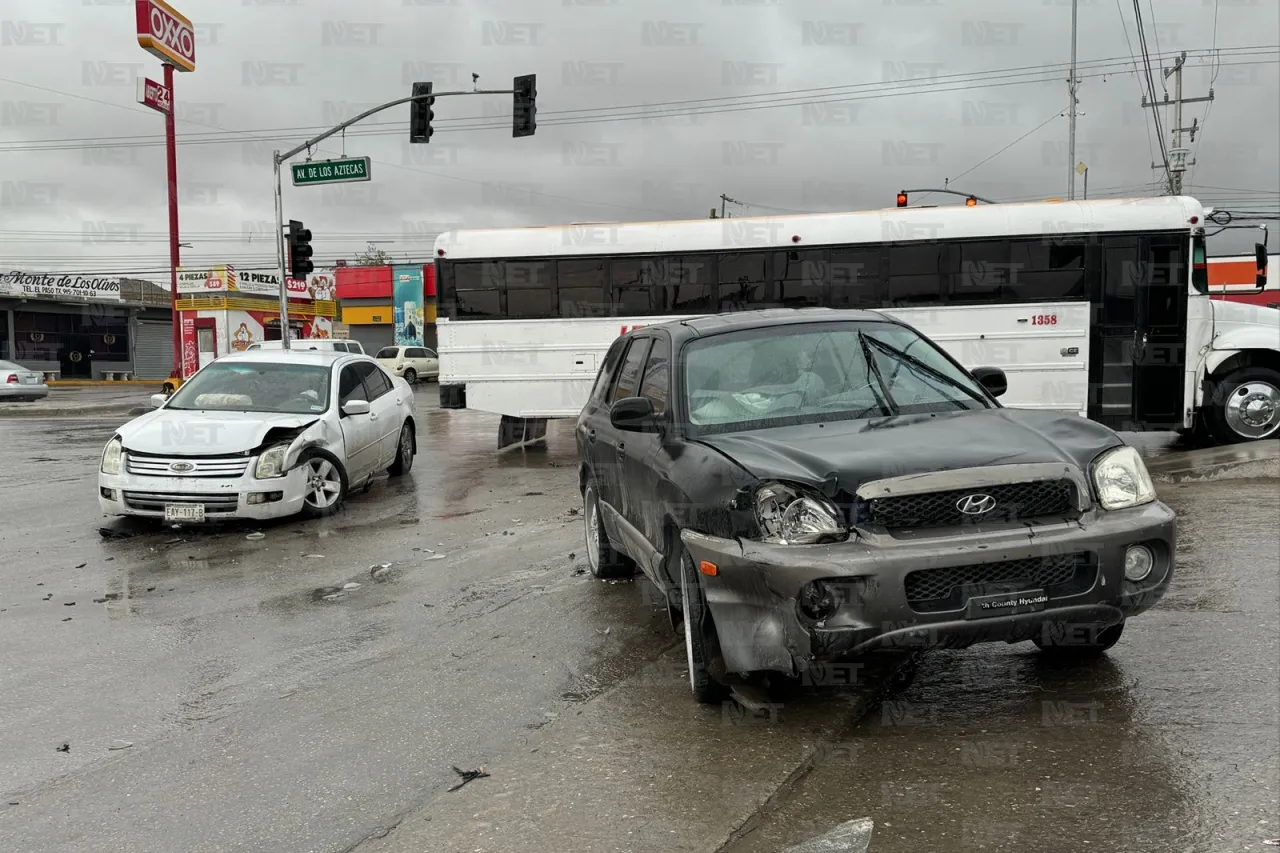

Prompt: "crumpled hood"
[117,409,320,455]
[694,408,1123,495]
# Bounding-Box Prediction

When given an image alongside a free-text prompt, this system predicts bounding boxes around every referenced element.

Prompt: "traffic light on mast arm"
[513,74,537,138]
[409,82,435,144]
[896,191,908,207]
[287,220,314,279]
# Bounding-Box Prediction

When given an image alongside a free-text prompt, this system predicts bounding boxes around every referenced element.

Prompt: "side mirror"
[1256,243,1268,289]
[342,399,371,417]
[610,396,659,432]
[150,393,167,408]
[970,366,1008,398]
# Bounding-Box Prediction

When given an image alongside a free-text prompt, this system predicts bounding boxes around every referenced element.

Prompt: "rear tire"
[582,479,635,579]
[388,423,415,476]
[1205,366,1280,443]
[1032,619,1125,659]
[403,368,417,384]
[678,544,731,704]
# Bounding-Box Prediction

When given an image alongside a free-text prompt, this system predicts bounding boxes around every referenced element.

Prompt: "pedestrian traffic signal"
[896,192,908,207]
[513,74,537,138]
[965,195,978,206]
[409,82,435,144]
[288,220,314,279]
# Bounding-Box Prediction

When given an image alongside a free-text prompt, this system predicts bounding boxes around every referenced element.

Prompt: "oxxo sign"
[135,0,195,72]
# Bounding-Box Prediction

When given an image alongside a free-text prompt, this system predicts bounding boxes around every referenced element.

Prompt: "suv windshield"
[166,362,332,414]
[682,321,993,432]
[375,348,399,359]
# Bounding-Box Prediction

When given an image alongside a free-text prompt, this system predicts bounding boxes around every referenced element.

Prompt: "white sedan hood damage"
[117,409,326,457]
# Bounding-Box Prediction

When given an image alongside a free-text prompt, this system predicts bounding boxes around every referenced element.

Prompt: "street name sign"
[291,157,372,186]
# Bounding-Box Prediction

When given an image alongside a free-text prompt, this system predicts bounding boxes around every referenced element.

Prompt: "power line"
[1132,0,1174,191]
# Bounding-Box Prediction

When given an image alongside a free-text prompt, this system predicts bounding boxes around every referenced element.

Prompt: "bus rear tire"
[1205,366,1280,443]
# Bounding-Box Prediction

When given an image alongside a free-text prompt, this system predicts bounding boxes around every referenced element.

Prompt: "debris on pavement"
[322,594,343,601]
[74,563,86,569]
[572,568,586,576]
[781,818,874,853]
[61,618,71,622]
[108,740,134,751]
[55,743,69,753]
[342,582,361,590]
[425,554,447,561]
[98,527,136,540]
[245,532,265,541]
[63,602,75,607]
[447,765,490,792]
[303,554,324,558]
[1264,840,1280,847]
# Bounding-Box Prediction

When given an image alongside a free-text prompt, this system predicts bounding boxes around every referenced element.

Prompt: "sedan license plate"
[21,376,37,384]
[164,503,205,523]
[964,587,1047,620]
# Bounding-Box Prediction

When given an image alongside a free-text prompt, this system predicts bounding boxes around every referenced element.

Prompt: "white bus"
[432,196,1278,449]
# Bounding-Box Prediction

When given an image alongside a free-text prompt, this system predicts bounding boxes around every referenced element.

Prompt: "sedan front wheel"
[299,449,348,519]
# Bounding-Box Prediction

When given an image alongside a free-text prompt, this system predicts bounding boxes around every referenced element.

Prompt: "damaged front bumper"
[98,466,312,521]
[680,501,1176,676]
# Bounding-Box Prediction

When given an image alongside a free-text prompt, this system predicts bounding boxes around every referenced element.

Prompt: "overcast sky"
[1,0,1276,282]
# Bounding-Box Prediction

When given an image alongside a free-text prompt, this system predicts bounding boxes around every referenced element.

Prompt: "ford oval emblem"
[169,461,196,474]
[956,494,997,515]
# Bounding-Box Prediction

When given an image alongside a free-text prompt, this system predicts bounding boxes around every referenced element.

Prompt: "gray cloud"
[0,0,1276,279]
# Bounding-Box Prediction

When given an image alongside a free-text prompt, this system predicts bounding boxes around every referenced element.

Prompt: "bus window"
[559,259,607,318]
[662,256,715,313]
[506,259,555,319]
[954,240,1010,303]
[1009,239,1087,301]
[887,243,948,306]
[774,250,826,307]
[829,248,881,308]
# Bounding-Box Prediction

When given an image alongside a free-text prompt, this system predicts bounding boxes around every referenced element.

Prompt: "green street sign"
[291,157,371,186]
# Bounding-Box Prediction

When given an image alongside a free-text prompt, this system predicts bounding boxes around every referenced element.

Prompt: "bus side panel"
[879,303,1090,417]
[437,317,687,418]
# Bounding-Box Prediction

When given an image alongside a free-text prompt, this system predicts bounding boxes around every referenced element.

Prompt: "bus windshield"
[683,322,993,433]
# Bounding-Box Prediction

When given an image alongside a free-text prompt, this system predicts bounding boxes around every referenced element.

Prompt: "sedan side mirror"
[150,393,167,408]
[342,399,371,417]
[970,366,1008,398]
[610,396,660,432]
[1256,242,1269,289]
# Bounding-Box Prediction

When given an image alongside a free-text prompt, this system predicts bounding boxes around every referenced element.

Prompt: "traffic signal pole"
[270,88,517,350]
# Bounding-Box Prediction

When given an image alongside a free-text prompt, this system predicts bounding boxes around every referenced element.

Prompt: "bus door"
[1093,235,1189,431]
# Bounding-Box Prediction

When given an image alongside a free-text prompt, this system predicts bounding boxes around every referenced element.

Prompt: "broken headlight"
[100,437,123,475]
[253,443,291,479]
[1092,445,1156,510]
[754,482,848,545]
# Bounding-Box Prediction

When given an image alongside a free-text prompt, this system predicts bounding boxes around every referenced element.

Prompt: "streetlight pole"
[1066,0,1079,201]
[271,88,514,351]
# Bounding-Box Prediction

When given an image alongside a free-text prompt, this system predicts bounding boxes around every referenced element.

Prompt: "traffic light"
[896,191,908,208]
[409,82,435,143]
[513,74,537,138]
[287,220,314,279]
[965,195,978,206]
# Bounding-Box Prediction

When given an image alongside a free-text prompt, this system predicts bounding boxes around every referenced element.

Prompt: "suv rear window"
[376,347,399,359]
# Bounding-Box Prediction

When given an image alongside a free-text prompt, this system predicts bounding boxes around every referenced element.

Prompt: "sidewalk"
[0,385,160,419]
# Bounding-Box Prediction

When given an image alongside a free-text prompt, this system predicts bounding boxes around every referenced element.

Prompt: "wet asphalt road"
[0,394,1276,852]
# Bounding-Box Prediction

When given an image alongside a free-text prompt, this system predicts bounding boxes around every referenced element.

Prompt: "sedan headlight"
[754,482,848,545]
[254,443,291,479]
[1092,446,1156,510]
[100,437,123,475]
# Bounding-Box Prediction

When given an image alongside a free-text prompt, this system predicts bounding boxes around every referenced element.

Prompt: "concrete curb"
[0,404,149,419]
[1147,441,1280,483]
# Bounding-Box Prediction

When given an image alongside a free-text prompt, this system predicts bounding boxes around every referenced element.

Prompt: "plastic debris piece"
[322,593,343,601]
[426,554,447,561]
[55,743,69,753]
[63,602,75,607]
[1264,840,1280,847]
[781,818,874,853]
[342,582,361,590]
[108,740,134,751]
[303,554,325,559]
[246,532,265,541]
[74,563,86,569]
[447,765,490,792]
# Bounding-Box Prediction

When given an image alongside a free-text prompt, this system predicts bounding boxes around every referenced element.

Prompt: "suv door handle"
[370,413,379,421]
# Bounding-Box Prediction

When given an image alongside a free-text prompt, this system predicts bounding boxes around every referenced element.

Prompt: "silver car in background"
[98,351,417,523]
[0,360,49,402]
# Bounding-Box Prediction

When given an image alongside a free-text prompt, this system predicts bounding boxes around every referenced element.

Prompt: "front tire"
[1205,366,1280,443]
[299,449,348,519]
[388,423,415,476]
[582,479,634,579]
[1032,619,1125,659]
[403,368,417,384]
[678,545,731,704]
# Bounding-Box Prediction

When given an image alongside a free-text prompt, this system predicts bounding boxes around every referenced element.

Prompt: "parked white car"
[375,346,439,383]
[98,351,416,522]
[246,339,365,354]
[0,360,49,401]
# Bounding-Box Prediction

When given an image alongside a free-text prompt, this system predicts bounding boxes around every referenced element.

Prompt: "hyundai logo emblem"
[169,461,196,473]
[956,494,997,515]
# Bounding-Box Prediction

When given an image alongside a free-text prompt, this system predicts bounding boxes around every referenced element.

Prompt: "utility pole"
[1142,51,1214,195]
[720,194,746,218]
[1066,0,1079,200]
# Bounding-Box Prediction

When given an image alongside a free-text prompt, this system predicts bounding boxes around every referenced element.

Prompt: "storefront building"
[1,270,174,380]
[174,266,337,377]
[335,263,437,353]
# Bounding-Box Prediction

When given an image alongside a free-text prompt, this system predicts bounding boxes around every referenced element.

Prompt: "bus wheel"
[1207,366,1280,443]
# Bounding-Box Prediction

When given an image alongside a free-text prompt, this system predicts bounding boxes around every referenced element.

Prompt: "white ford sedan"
[98,351,417,523]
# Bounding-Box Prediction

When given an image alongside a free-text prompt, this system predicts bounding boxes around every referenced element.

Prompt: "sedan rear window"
[683,322,991,433]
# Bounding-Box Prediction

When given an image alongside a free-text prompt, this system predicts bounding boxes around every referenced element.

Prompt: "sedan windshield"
[683,322,993,432]
[166,362,332,414]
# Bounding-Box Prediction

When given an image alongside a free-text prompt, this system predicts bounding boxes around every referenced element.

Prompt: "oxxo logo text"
[141,0,196,69]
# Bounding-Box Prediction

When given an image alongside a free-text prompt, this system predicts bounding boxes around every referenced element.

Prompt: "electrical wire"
[1133,0,1174,192]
